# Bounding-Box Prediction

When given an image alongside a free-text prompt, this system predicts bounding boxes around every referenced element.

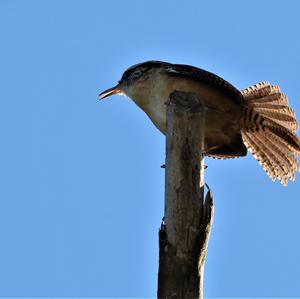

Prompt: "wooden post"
[158,91,214,299]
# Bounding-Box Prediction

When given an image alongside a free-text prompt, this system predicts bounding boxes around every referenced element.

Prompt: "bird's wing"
[164,63,244,106]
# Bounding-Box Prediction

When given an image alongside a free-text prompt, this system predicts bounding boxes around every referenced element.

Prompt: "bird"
[99,60,300,185]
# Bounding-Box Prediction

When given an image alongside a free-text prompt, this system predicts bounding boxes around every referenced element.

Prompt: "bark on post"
[158,91,214,299]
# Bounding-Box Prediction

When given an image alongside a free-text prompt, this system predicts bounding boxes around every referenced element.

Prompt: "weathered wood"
[158,91,214,299]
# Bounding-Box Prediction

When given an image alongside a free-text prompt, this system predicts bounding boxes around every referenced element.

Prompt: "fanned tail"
[241,82,300,185]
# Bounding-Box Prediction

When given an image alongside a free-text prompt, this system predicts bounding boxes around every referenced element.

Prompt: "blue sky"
[0,0,300,297]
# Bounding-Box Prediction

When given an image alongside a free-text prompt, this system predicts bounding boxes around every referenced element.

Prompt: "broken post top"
[167,91,206,115]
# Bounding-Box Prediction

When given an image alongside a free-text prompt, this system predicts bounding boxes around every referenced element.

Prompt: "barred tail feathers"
[241,82,300,185]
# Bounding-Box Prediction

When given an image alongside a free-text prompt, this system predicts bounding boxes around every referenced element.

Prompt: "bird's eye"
[131,69,143,79]
[119,67,146,84]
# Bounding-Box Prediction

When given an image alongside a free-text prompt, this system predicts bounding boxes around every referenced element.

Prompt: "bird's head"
[99,60,170,100]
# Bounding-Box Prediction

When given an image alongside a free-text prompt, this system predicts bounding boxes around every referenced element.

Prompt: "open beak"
[99,84,122,100]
